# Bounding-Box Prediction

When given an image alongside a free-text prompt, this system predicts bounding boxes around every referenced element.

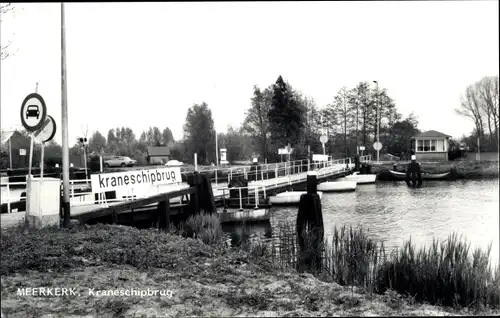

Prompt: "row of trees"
[10,74,497,168]
[243,76,420,162]
[455,76,499,152]
[1,75,424,168]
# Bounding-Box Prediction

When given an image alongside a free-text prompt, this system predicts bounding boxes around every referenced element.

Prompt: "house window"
[431,140,436,151]
[423,140,430,151]
[417,139,445,152]
[437,140,444,151]
[417,140,423,151]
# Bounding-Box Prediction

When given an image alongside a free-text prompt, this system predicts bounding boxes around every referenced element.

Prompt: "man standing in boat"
[405,155,422,188]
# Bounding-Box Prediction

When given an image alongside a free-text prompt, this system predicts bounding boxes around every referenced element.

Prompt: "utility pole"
[215,129,218,166]
[373,80,380,162]
[61,2,71,228]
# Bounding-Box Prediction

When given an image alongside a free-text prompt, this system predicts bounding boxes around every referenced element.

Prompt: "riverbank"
[1,221,499,317]
[370,159,499,180]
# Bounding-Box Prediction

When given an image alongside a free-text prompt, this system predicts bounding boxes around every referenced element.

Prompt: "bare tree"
[455,83,485,138]
[330,86,354,157]
[0,3,16,60]
[243,85,273,161]
[476,76,499,143]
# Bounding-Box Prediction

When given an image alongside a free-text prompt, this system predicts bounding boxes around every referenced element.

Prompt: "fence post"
[254,186,259,209]
[7,183,11,213]
[238,188,243,211]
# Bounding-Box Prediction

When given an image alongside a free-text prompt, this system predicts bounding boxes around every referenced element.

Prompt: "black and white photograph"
[0,1,499,317]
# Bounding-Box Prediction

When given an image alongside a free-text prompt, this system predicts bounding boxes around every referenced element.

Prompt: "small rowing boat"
[317,181,357,192]
[389,170,451,180]
[338,172,377,184]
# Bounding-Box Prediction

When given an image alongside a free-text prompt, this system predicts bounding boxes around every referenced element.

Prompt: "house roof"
[411,130,451,139]
[147,146,171,156]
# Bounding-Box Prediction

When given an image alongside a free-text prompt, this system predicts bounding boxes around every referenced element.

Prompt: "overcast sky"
[1,1,498,145]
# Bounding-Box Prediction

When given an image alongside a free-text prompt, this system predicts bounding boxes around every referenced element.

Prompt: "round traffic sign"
[373,141,383,151]
[319,135,328,144]
[34,115,57,143]
[20,93,47,132]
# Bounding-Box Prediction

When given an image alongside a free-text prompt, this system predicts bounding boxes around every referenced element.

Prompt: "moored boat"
[388,170,451,181]
[317,180,357,192]
[340,172,377,184]
[269,191,323,205]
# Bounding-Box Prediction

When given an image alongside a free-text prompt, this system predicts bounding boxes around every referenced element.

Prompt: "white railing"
[360,155,371,163]
[217,184,268,210]
[207,156,357,187]
[0,156,360,213]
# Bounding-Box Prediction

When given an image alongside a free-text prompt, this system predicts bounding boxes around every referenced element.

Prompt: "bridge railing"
[205,156,356,187]
[1,155,362,212]
[217,184,268,210]
[360,155,371,163]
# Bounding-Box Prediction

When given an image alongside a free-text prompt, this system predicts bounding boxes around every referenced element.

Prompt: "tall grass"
[265,222,500,309]
[377,234,500,308]
[179,213,226,246]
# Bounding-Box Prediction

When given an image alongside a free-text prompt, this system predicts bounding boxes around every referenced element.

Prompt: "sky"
[1,1,499,146]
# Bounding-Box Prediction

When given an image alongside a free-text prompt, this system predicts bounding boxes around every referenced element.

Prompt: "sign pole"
[8,137,12,169]
[100,155,103,172]
[61,2,71,228]
[40,142,45,179]
[28,133,34,177]
[215,130,218,167]
[194,153,198,172]
[83,145,89,181]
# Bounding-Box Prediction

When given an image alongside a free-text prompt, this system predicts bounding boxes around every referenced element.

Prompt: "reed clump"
[377,234,500,309]
[268,222,500,310]
[180,212,226,246]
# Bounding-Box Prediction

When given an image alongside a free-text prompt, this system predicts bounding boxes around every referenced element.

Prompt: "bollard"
[405,155,422,188]
[296,170,324,273]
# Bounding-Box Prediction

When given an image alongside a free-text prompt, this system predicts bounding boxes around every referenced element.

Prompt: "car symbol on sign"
[26,105,40,120]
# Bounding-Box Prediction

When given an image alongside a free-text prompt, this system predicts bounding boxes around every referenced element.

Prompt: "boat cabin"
[410,130,450,161]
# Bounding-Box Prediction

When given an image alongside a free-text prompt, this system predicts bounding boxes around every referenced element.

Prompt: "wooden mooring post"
[157,199,170,230]
[296,170,324,273]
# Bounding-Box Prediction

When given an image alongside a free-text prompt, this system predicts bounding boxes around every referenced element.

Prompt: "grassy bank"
[371,159,499,179]
[1,215,499,317]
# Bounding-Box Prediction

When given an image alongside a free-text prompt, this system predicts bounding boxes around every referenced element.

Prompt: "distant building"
[147,146,171,165]
[410,130,451,161]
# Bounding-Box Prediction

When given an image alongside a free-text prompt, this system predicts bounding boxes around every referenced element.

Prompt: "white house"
[410,130,451,161]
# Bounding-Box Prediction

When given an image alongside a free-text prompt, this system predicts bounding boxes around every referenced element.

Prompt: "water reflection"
[225,179,500,267]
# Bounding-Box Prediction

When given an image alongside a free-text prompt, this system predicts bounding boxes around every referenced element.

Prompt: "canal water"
[3,178,499,266]
[227,179,500,267]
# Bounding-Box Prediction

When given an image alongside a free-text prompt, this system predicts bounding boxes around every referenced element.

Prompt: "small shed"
[410,130,451,161]
[147,146,171,165]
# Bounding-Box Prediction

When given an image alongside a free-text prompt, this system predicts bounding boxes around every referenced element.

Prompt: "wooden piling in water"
[157,198,170,230]
[296,170,324,273]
